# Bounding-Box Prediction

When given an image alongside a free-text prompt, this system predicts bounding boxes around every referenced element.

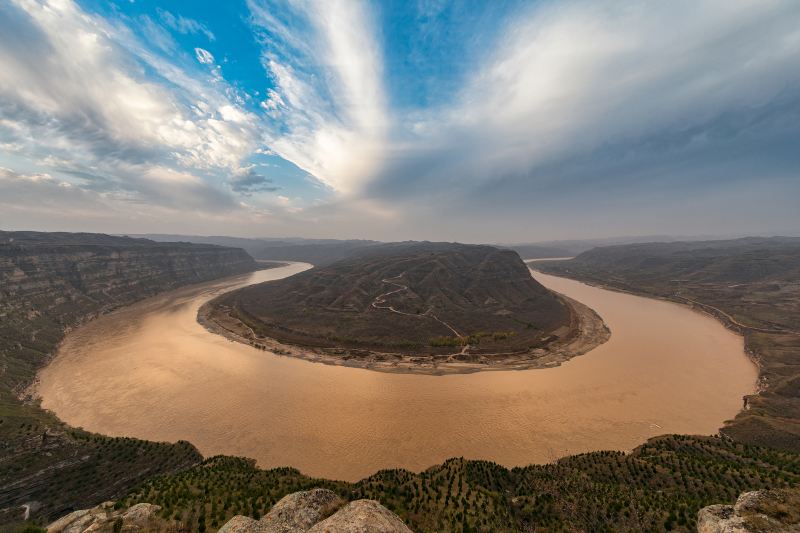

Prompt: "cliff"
[0,231,256,526]
[0,230,257,394]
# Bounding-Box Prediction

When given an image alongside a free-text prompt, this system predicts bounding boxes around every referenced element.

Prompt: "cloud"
[157,8,215,41]
[194,47,215,64]
[2,0,799,240]
[362,0,800,206]
[247,0,388,194]
[0,0,262,212]
[229,167,279,195]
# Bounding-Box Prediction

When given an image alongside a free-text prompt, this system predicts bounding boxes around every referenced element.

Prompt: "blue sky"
[0,0,798,241]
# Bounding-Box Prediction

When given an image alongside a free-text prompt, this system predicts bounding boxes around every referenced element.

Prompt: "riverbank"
[533,248,800,453]
[37,260,755,481]
[197,273,610,375]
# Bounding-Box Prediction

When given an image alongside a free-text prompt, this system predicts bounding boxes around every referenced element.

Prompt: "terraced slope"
[120,435,800,533]
[217,242,572,356]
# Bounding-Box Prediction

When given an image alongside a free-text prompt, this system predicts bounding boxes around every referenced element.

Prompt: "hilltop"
[204,242,608,373]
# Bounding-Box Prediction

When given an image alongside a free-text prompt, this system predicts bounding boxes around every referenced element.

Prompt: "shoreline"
[526,260,767,392]
[197,273,611,376]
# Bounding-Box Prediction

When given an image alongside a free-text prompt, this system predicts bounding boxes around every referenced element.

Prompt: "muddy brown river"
[37,262,757,481]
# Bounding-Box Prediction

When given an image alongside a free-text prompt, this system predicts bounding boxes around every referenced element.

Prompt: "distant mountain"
[130,234,381,266]
[216,241,571,356]
[501,234,735,259]
[131,233,715,267]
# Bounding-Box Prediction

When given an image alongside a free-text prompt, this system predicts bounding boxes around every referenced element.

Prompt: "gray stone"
[697,489,800,532]
[308,500,413,533]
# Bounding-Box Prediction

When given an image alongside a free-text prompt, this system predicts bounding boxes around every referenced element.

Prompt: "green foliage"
[124,435,800,533]
[19,526,47,533]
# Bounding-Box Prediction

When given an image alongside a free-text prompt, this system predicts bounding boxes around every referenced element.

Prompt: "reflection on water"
[38,262,757,481]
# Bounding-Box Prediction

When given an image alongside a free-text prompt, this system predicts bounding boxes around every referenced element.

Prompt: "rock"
[217,515,268,533]
[48,489,412,533]
[219,489,412,533]
[47,510,91,533]
[308,500,413,533]
[697,488,800,532]
[260,488,343,532]
[120,503,162,527]
[47,502,170,532]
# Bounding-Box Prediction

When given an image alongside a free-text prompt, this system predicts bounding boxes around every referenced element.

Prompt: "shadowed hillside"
[0,231,259,526]
[215,242,572,358]
[536,237,800,453]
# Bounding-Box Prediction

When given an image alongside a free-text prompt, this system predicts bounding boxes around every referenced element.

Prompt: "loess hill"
[0,231,258,526]
[536,237,800,453]
[217,242,572,356]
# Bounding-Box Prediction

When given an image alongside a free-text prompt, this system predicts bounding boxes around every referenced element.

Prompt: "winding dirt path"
[370,274,464,339]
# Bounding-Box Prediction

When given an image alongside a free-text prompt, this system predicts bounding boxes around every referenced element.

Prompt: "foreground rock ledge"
[697,488,800,532]
[47,489,412,533]
[218,489,412,533]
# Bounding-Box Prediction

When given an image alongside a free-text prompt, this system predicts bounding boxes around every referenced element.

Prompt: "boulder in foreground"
[697,488,800,532]
[218,489,412,533]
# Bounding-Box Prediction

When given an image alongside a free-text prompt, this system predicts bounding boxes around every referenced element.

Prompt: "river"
[37,262,757,481]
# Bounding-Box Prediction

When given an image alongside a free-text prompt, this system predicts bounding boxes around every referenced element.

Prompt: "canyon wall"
[0,231,256,525]
[0,231,257,393]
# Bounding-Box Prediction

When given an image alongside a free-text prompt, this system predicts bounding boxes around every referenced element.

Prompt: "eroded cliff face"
[0,231,255,526]
[0,231,257,393]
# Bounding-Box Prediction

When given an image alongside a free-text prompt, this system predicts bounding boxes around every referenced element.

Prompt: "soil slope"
[206,242,606,372]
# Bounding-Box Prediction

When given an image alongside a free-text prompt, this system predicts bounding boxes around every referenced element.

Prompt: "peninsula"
[201,242,609,373]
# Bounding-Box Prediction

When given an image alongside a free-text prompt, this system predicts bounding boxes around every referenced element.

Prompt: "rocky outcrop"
[218,489,412,533]
[697,489,800,532]
[47,502,174,532]
[307,500,413,533]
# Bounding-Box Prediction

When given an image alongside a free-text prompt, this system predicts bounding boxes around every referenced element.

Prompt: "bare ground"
[197,291,610,376]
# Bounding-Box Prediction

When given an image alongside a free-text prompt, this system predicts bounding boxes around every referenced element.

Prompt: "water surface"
[38,262,757,481]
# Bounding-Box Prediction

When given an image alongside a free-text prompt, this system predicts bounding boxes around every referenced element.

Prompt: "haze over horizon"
[1,0,799,242]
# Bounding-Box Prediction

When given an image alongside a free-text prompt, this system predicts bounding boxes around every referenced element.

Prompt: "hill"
[206,242,607,372]
[116,435,800,533]
[535,237,800,452]
[134,234,381,266]
[0,231,259,525]
[5,233,799,532]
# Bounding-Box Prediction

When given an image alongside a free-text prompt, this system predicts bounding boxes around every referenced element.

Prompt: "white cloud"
[247,0,388,194]
[0,0,261,205]
[194,47,215,64]
[398,0,800,188]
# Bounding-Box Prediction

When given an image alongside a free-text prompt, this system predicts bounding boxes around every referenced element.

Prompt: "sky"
[0,0,798,242]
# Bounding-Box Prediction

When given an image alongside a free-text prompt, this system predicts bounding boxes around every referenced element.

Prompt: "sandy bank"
[197,273,610,375]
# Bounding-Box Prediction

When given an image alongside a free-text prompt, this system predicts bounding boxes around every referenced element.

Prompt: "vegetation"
[430,331,516,347]
[122,435,800,533]
[0,231,256,526]
[4,233,800,531]
[213,242,569,356]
